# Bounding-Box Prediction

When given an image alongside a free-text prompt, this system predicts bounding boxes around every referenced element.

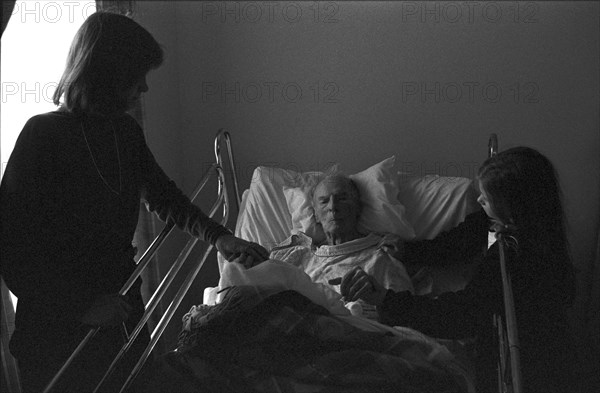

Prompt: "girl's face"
[477,180,501,223]
[123,74,149,110]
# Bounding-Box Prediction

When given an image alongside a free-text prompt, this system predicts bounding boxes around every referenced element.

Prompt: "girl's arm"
[378,245,503,339]
[378,288,483,339]
[341,244,503,339]
[403,209,489,267]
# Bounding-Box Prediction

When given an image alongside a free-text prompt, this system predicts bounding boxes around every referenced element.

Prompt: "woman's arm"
[134,120,268,262]
[136,126,231,244]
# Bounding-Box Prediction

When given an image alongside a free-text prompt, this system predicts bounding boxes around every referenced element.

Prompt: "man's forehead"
[314,176,353,195]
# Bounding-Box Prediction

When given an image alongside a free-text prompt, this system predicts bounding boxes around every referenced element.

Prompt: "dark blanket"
[142,286,470,393]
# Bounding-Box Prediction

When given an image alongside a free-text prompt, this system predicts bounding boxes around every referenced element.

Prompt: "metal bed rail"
[497,234,523,393]
[489,133,523,393]
[43,129,242,393]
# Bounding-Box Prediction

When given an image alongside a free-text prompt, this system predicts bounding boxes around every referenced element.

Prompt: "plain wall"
[135,1,599,385]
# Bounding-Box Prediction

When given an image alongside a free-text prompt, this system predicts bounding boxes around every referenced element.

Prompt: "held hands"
[80,293,132,327]
[215,234,269,269]
[378,233,405,261]
[340,266,387,306]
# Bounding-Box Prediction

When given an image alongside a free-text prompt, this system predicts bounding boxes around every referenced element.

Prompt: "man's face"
[313,177,361,238]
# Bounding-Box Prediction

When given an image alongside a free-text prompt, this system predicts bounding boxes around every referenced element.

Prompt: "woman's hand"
[215,234,269,268]
[340,266,387,306]
[80,294,132,327]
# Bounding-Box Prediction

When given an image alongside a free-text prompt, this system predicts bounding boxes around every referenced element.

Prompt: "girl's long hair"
[53,11,163,116]
[478,147,576,305]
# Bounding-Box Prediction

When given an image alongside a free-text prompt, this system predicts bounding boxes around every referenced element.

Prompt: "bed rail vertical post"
[498,236,523,393]
[215,129,242,211]
[488,134,522,393]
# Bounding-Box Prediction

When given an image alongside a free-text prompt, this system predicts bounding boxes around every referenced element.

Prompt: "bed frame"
[489,134,523,393]
[33,132,521,393]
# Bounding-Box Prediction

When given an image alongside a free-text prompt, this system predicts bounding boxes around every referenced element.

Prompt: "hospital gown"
[270,232,414,295]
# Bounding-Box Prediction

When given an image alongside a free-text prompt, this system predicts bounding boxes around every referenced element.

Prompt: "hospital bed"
[23,132,520,393]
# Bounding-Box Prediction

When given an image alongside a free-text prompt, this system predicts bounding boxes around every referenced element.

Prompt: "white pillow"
[397,174,479,240]
[283,157,415,241]
[283,186,327,243]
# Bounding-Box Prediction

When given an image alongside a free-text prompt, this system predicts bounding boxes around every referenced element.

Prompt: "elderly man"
[269,174,414,307]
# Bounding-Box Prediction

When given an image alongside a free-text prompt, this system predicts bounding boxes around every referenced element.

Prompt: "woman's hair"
[53,11,163,116]
[478,147,575,303]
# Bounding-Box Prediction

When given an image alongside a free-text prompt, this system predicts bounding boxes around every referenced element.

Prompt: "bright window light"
[1,0,97,177]
[1,0,97,308]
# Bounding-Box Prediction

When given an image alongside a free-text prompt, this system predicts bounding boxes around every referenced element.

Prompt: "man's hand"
[215,234,269,268]
[340,266,387,306]
[378,233,405,261]
[80,294,132,327]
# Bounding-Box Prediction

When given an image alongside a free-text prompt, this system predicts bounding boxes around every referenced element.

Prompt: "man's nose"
[327,198,338,211]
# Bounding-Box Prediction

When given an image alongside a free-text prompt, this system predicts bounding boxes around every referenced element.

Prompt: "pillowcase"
[283,186,327,243]
[283,157,415,241]
[396,174,480,240]
[350,156,414,239]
